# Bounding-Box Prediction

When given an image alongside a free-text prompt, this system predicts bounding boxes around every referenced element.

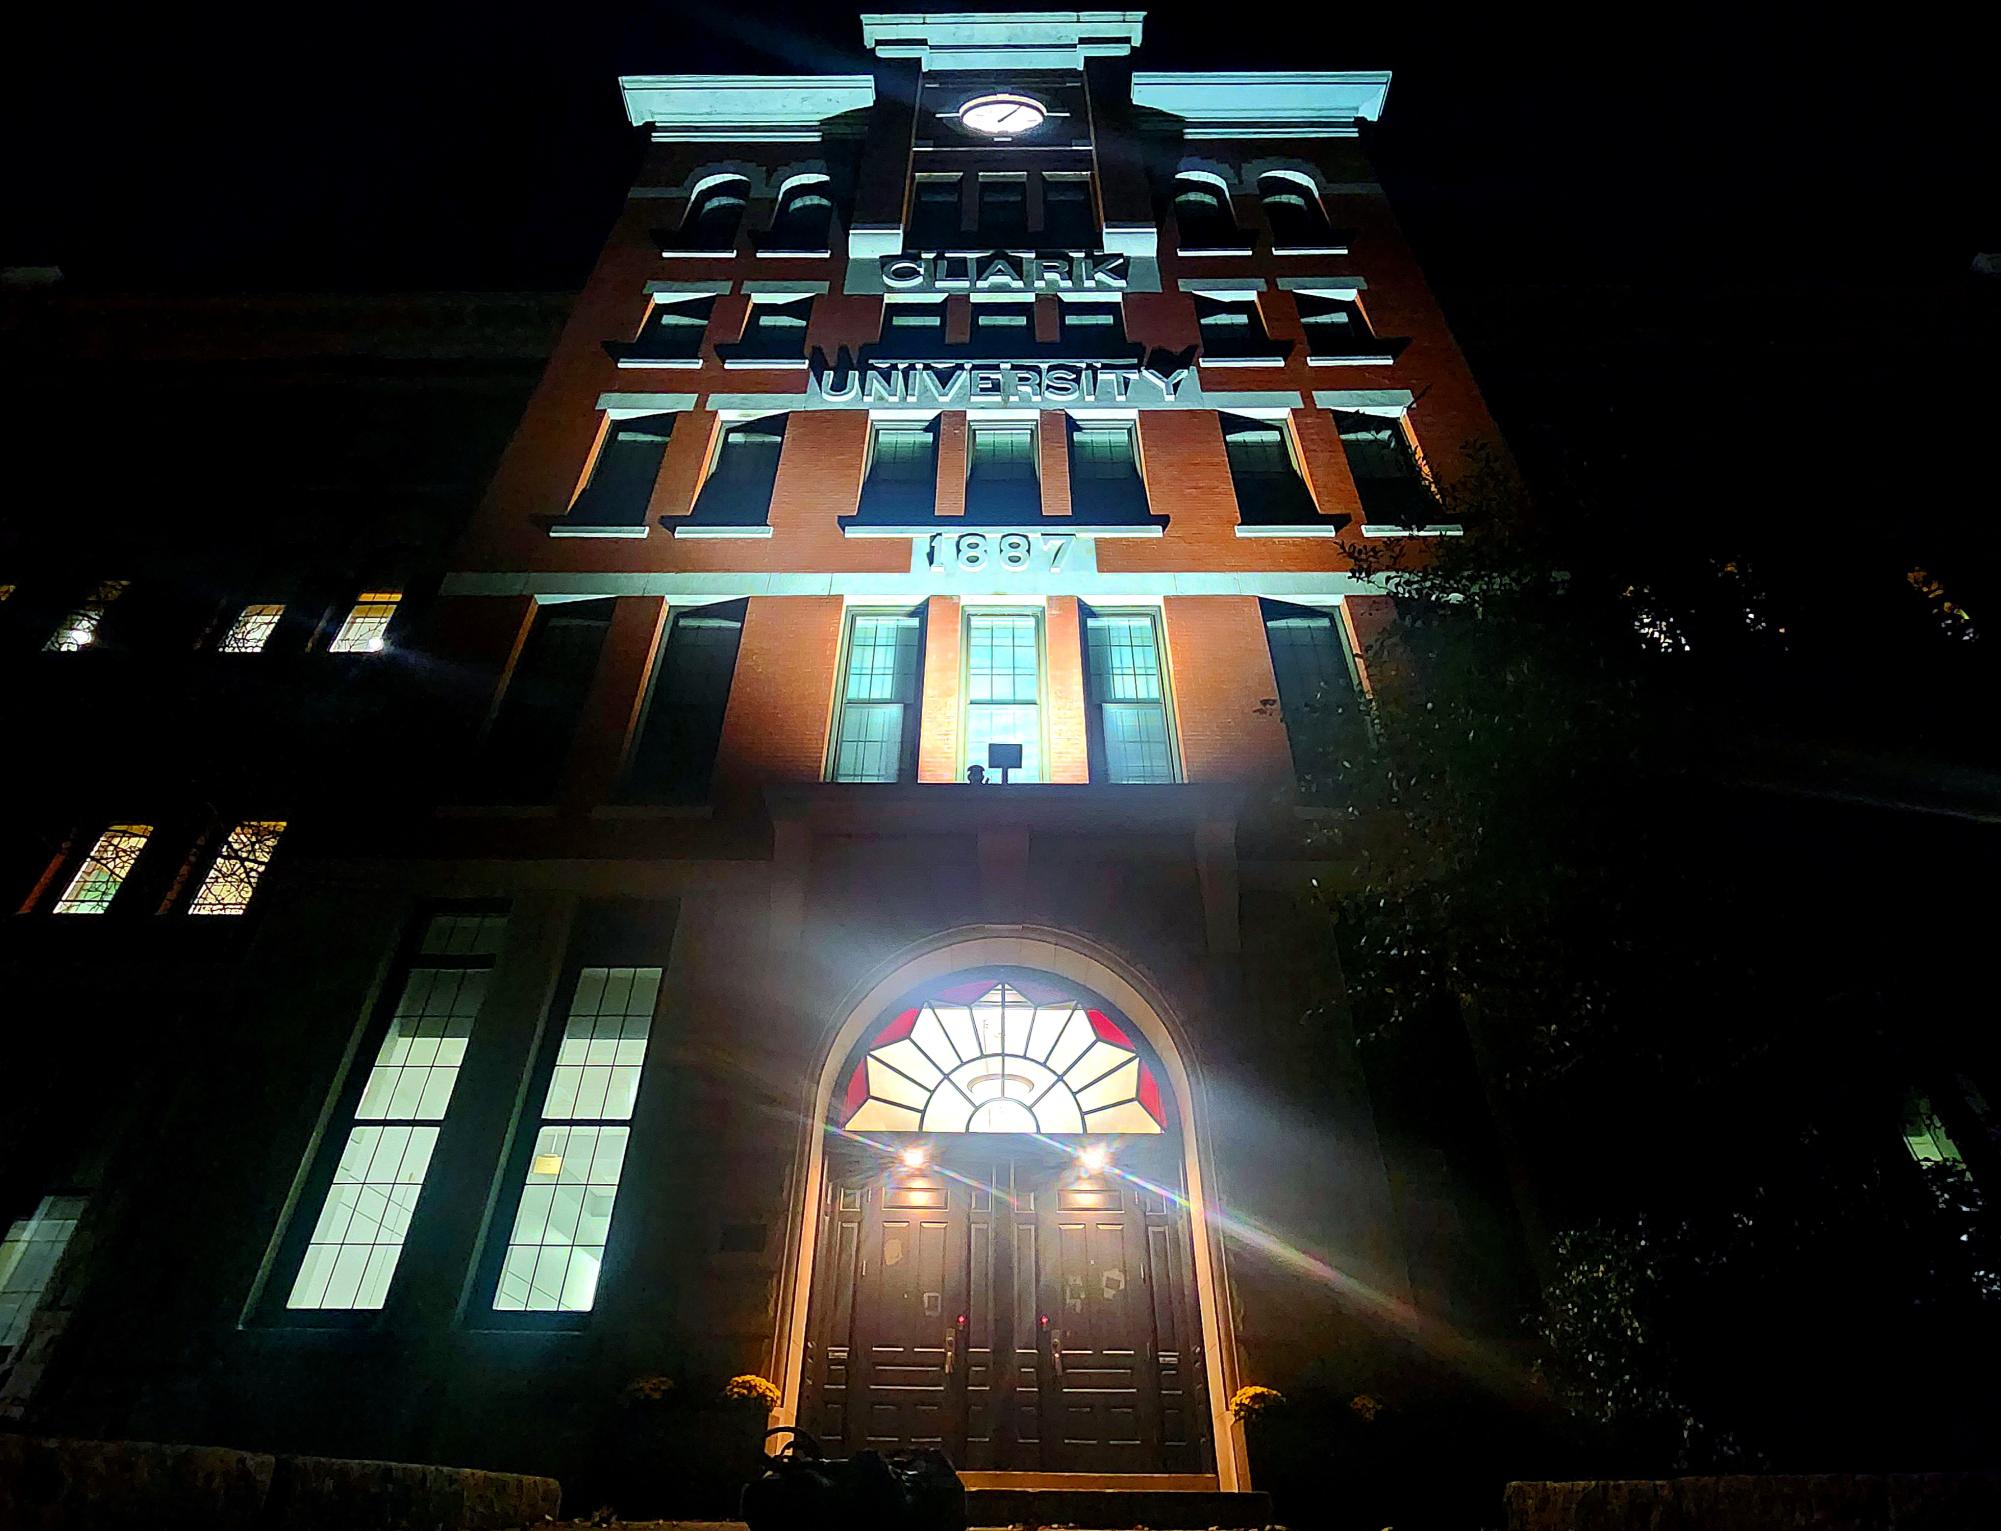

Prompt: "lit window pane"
[833,613,922,783]
[188,820,286,915]
[1086,614,1175,783]
[329,592,401,653]
[45,580,128,652]
[966,614,1041,781]
[53,826,152,915]
[287,910,503,1310]
[219,603,285,653]
[495,967,661,1312]
[0,1195,87,1351]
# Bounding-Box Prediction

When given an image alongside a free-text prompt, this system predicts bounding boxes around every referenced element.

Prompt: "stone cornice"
[861,10,1145,70]
[619,75,878,141]
[1131,70,1393,137]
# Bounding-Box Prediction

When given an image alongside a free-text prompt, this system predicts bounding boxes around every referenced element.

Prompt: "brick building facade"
[2,11,1512,1503]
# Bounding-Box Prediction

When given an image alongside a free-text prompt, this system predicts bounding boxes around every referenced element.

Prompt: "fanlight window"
[839,980,1165,1136]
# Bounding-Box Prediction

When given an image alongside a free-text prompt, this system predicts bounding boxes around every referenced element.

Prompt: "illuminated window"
[857,420,940,522]
[1058,299,1125,349]
[1067,420,1150,522]
[1904,1096,1965,1167]
[1,1195,86,1353]
[45,579,128,652]
[567,416,675,533]
[329,592,400,653]
[188,820,286,916]
[1221,413,1320,526]
[971,300,1033,353]
[493,966,661,1313]
[964,612,1042,781]
[1084,609,1177,784]
[1173,173,1245,252]
[52,825,152,915]
[839,979,1166,1135]
[285,909,505,1311]
[219,603,285,653]
[966,420,1039,518]
[1258,171,1337,251]
[831,609,925,783]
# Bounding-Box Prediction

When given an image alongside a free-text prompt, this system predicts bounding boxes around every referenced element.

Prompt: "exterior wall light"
[899,1144,929,1169]
[1077,1144,1110,1173]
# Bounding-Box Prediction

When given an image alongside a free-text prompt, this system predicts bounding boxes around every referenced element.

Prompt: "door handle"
[943,1327,958,1375]
[1048,1328,1065,1376]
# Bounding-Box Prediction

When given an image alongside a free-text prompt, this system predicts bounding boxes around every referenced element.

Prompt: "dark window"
[731,298,812,363]
[624,602,745,803]
[1040,175,1095,245]
[1261,600,1369,791]
[1195,295,1281,361]
[1066,420,1151,523]
[1220,412,1321,526]
[480,601,614,801]
[1332,410,1436,525]
[910,176,964,247]
[682,177,750,252]
[1259,173,1335,249]
[857,421,940,522]
[977,175,1029,244]
[966,421,1040,520]
[880,300,946,354]
[690,417,787,527]
[568,417,674,531]
[1173,176,1243,250]
[830,608,925,783]
[971,301,1034,354]
[636,296,712,362]
[1296,293,1371,358]
[1083,608,1176,783]
[764,179,835,252]
[1058,301,1126,350]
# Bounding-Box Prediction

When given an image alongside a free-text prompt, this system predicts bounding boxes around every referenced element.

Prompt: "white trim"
[594,393,700,416]
[1273,245,1351,256]
[1312,388,1416,416]
[1197,355,1288,370]
[615,356,704,370]
[1307,353,1398,367]
[546,523,651,540]
[619,74,877,137]
[1176,276,1268,294]
[722,357,812,370]
[1132,70,1393,138]
[643,279,735,296]
[1361,522,1464,537]
[658,248,738,260]
[768,928,1246,1491]
[842,522,1164,539]
[1234,523,1345,538]
[1175,246,1255,259]
[860,12,1145,70]
[442,570,1389,602]
[1275,275,1367,292]
[742,280,831,296]
[665,524,776,539]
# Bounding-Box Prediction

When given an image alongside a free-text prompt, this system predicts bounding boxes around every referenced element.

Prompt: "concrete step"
[965,1487,1273,1529]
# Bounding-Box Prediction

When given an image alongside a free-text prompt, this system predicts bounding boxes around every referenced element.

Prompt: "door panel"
[854,1176,967,1455]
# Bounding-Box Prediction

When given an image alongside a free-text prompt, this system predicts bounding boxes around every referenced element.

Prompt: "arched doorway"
[778,939,1240,1483]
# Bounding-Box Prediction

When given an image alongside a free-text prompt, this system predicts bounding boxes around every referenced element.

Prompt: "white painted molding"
[546,523,652,540]
[1101,224,1159,258]
[1312,388,1415,416]
[1177,276,1268,293]
[595,392,700,416]
[1361,523,1464,537]
[442,569,1391,601]
[1307,353,1398,368]
[619,75,877,139]
[1132,71,1394,138]
[665,524,777,538]
[861,11,1145,70]
[615,357,704,371]
[742,280,832,295]
[842,522,1164,539]
[644,279,735,295]
[1234,523,1345,538]
[1275,275,1366,292]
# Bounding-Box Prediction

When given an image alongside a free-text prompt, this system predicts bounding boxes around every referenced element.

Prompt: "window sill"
[613,355,704,369]
[592,803,716,820]
[1235,522,1344,538]
[1178,246,1255,258]
[657,247,739,260]
[1272,244,1351,257]
[754,247,833,260]
[718,355,810,370]
[1307,352,1398,367]
[662,522,774,538]
[1360,522,1463,537]
[548,521,651,539]
[1199,354,1291,369]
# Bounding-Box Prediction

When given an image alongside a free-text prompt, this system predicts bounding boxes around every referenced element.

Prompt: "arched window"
[838,977,1167,1136]
[682,175,750,251]
[764,176,834,252]
[1172,172,1243,252]
[1258,172,1334,249]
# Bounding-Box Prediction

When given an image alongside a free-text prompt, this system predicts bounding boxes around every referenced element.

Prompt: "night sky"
[11,1,1996,594]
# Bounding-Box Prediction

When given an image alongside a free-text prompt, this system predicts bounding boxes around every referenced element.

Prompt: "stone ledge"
[0,1435,561,1531]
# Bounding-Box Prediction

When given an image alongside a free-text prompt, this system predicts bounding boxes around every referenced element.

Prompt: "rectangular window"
[976,175,1028,244]
[623,601,745,803]
[1296,292,1372,359]
[1040,174,1095,245]
[690,416,787,528]
[188,820,286,916]
[628,295,713,364]
[885,300,946,334]
[727,297,813,364]
[910,174,964,247]
[1332,410,1437,526]
[831,609,925,783]
[966,420,1040,519]
[45,580,128,652]
[0,1195,86,1354]
[1221,413,1321,527]
[479,599,615,801]
[1058,300,1126,349]
[52,825,152,915]
[964,612,1043,782]
[219,603,285,654]
[1083,609,1177,784]
[856,419,940,521]
[284,909,507,1312]
[566,416,675,533]
[971,301,1034,354]
[1067,419,1151,523]
[1261,600,1370,792]
[328,592,401,654]
[491,966,662,1314]
[1194,294,1282,362]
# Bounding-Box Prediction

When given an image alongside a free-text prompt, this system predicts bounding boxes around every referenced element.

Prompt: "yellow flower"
[1349,1393,1383,1423]
[723,1374,783,1411]
[1228,1384,1286,1422]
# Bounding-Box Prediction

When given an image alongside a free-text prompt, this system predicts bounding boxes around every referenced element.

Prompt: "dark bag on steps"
[742,1427,967,1531]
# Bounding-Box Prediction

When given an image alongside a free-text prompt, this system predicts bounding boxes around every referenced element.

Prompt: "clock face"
[958,93,1047,136]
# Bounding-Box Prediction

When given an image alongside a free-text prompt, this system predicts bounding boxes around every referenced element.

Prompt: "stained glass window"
[188,820,286,915]
[45,579,128,652]
[53,825,152,915]
[219,603,285,653]
[838,979,1165,1136]
[329,592,400,653]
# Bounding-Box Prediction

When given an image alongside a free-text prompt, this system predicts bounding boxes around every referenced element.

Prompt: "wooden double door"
[802,1141,1211,1474]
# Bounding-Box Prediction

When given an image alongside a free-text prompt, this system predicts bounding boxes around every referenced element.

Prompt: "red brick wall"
[713,596,843,807]
[1044,597,1089,783]
[1163,596,1293,784]
[918,596,963,782]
